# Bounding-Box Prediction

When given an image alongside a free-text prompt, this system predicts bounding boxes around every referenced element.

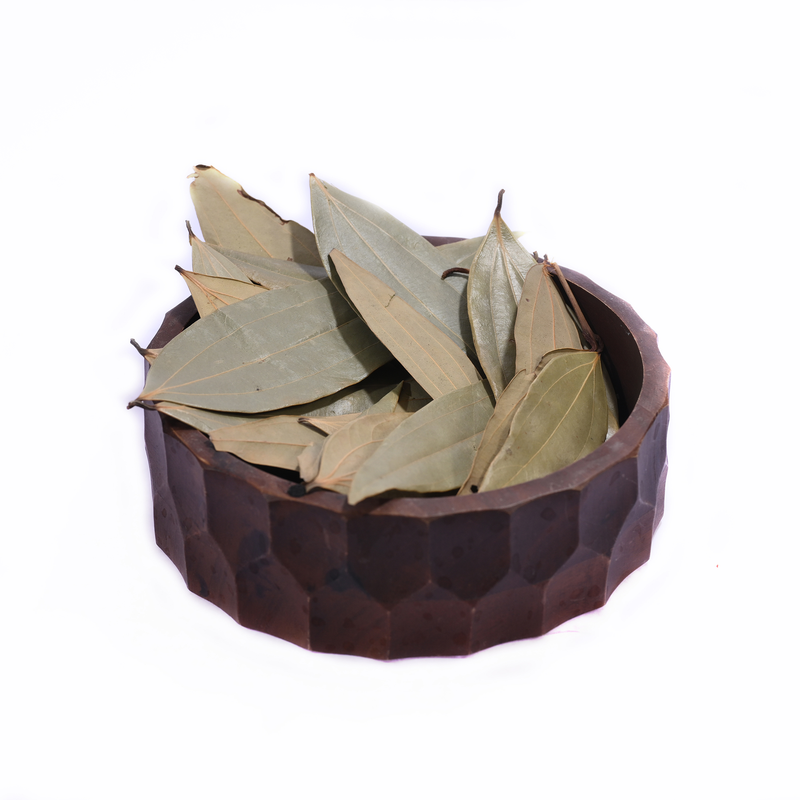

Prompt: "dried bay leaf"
[361,381,403,414]
[514,261,582,375]
[479,350,607,491]
[330,250,481,400]
[152,402,273,434]
[307,412,412,496]
[309,175,474,357]
[435,235,488,270]
[296,366,406,417]
[457,369,534,495]
[188,224,252,282]
[176,267,266,317]
[189,165,322,265]
[296,384,405,484]
[210,416,325,471]
[348,381,494,505]
[298,412,362,436]
[436,232,527,271]
[136,279,392,412]
[297,381,403,435]
[467,196,536,398]
[210,245,328,286]
[297,440,325,482]
[152,370,404,435]
[286,361,411,418]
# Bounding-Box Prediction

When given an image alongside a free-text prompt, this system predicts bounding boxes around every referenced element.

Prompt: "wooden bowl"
[140,262,670,659]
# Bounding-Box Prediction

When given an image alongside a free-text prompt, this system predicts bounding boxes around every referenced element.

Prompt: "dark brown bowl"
[141,263,670,659]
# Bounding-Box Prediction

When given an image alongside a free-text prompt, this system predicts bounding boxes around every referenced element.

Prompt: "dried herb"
[348,380,494,504]
[135,279,391,412]
[478,350,608,491]
[466,191,536,398]
[189,165,321,265]
[131,166,621,504]
[330,249,480,399]
[513,259,582,375]
[310,175,474,357]
[175,266,266,317]
[210,415,325,471]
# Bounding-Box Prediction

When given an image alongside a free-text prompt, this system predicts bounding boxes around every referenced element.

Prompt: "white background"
[2,1,798,798]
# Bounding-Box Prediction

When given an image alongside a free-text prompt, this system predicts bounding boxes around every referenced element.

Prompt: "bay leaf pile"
[130,166,619,504]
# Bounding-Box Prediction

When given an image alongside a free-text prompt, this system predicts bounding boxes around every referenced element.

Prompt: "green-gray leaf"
[209,245,328,286]
[437,231,526,270]
[330,250,481,399]
[152,402,270,434]
[176,267,267,317]
[136,279,392,412]
[348,381,494,504]
[152,372,405,435]
[514,261,582,374]
[467,207,536,398]
[457,369,534,495]
[479,350,607,491]
[189,165,322,265]
[435,235,487,270]
[297,381,403,435]
[189,225,252,282]
[307,412,412,496]
[309,175,474,357]
[210,415,325,471]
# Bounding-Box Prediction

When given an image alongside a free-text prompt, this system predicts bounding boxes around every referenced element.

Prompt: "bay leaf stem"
[441,266,471,279]
[547,261,603,352]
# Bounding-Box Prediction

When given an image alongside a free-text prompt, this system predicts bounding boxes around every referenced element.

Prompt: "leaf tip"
[187,165,211,180]
[494,189,505,218]
[185,220,197,243]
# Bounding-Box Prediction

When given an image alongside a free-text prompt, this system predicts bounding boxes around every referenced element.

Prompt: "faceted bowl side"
[141,267,670,659]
